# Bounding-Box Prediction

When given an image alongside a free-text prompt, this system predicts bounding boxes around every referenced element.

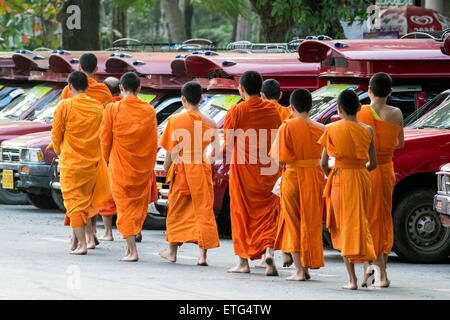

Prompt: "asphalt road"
[1,204,449,300]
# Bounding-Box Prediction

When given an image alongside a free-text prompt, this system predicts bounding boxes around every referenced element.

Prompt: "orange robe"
[60,77,113,107]
[101,95,158,239]
[159,110,220,250]
[224,97,282,260]
[99,96,123,217]
[272,101,293,122]
[319,120,376,264]
[270,118,325,269]
[357,105,402,256]
[51,93,111,228]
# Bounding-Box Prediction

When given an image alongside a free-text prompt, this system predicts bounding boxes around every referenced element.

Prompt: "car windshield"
[409,101,450,130]
[0,86,52,120]
[404,91,450,126]
[309,84,359,119]
[27,95,60,122]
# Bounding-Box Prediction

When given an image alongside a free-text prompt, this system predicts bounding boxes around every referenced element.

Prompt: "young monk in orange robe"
[59,53,113,249]
[60,53,112,108]
[101,72,158,262]
[262,79,293,122]
[319,89,378,290]
[50,71,111,255]
[357,73,404,288]
[270,89,325,281]
[158,81,220,266]
[224,71,282,276]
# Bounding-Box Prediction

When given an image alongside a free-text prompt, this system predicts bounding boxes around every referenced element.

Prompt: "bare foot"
[254,260,267,268]
[70,235,78,251]
[87,240,96,250]
[265,255,279,276]
[70,246,87,255]
[373,279,391,288]
[286,272,306,281]
[342,282,358,290]
[158,249,176,263]
[197,261,208,267]
[227,264,250,273]
[120,254,139,262]
[283,253,293,267]
[99,234,114,241]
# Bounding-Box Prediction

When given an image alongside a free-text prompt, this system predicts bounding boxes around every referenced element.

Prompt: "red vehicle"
[296,37,450,263]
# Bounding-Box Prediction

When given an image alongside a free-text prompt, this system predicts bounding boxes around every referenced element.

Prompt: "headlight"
[20,148,44,163]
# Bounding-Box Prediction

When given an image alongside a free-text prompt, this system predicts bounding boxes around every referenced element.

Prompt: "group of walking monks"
[50,53,404,290]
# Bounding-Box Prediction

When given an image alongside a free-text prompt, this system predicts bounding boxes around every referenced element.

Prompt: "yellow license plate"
[2,170,14,189]
[436,200,443,210]
[157,182,163,190]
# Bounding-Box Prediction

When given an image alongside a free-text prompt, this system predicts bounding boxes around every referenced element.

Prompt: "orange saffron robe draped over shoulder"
[159,110,220,250]
[357,105,401,256]
[270,118,325,269]
[319,120,376,264]
[60,77,113,108]
[100,95,158,239]
[224,97,282,260]
[272,101,293,122]
[99,96,123,217]
[51,93,111,228]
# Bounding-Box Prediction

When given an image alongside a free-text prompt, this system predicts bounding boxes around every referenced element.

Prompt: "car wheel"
[142,212,166,230]
[0,188,29,205]
[393,188,450,263]
[51,189,66,212]
[26,192,58,210]
[217,191,231,236]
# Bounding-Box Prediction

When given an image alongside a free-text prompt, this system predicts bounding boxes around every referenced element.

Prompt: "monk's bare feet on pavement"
[71,243,87,255]
[342,282,358,290]
[228,257,250,273]
[120,252,138,262]
[159,248,177,263]
[70,235,78,251]
[254,255,267,268]
[87,238,96,249]
[283,253,293,268]
[373,279,391,288]
[99,233,114,241]
[197,249,208,266]
[286,271,306,281]
[264,248,279,276]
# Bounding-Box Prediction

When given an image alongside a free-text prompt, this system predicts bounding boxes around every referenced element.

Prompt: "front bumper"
[0,162,20,190]
[434,194,450,227]
[17,163,51,193]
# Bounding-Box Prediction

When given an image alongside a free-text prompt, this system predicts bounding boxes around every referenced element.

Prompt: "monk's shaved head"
[68,71,88,92]
[290,88,312,113]
[262,79,281,100]
[338,90,360,116]
[369,72,392,98]
[79,53,98,74]
[181,81,203,105]
[104,77,120,96]
[120,72,140,93]
[240,71,263,96]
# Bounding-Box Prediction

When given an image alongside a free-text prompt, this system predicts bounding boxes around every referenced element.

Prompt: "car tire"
[0,188,29,205]
[51,189,66,212]
[393,188,450,263]
[26,192,58,210]
[142,212,166,230]
[217,191,231,236]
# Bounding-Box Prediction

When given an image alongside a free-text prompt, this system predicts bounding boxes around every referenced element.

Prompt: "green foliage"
[0,0,63,50]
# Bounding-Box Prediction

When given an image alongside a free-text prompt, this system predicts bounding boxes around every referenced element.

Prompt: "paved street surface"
[1,204,449,300]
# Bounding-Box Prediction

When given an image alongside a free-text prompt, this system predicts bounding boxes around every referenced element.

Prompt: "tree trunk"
[160,0,187,43]
[179,0,193,40]
[249,0,293,42]
[112,4,128,43]
[236,15,251,41]
[61,0,100,50]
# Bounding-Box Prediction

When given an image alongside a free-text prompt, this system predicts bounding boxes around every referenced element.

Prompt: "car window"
[27,95,60,122]
[156,101,183,125]
[0,86,52,120]
[0,88,26,109]
[387,92,417,119]
[310,84,358,119]
[409,101,450,130]
[404,91,450,126]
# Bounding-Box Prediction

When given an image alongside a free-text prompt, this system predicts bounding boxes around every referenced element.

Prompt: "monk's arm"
[320,148,330,176]
[367,128,378,171]
[395,111,405,149]
[163,151,178,172]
